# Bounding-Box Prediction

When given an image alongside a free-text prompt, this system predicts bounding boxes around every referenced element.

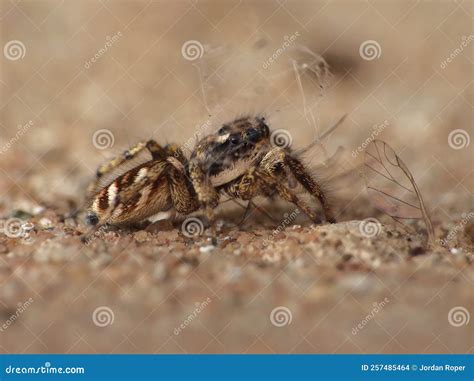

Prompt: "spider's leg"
[221,165,320,223]
[259,147,336,223]
[236,200,253,226]
[95,140,165,181]
[272,180,321,223]
[167,160,199,215]
[86,140,166,200]
[188,163,219,208]
[188,161,219,242]
[284,155,336,223]
[235,199,279,226]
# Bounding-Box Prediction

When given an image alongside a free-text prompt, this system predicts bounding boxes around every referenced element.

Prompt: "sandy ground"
[0,0,473,354]
[0,209,473,354]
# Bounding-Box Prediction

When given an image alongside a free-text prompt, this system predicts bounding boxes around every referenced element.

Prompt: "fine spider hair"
[188,115,336,228]
[85,117,336,232]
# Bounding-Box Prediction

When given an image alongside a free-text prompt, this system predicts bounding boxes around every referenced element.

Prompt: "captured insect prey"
[85,116,337,232]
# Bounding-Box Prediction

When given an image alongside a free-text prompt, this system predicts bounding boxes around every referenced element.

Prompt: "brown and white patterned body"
[86,142,198,226]
[85,116,335,230]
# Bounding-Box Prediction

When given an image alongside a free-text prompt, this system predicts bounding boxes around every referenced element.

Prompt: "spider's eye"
[228,134,241,145]
[218,125,230,135]
[246,128,261,142]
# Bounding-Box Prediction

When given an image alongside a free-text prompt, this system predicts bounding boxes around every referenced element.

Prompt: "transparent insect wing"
[364,140,422,219]
[364,139,435,244]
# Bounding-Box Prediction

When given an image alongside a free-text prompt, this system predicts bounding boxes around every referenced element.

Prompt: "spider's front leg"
[260,147,336,223]
[285,155,336,223]
[223,164,321,224]
[254,147,336,223]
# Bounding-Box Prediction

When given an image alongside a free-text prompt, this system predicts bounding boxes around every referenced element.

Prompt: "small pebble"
[22,222,35,232]
[134,231,149,243]
[39,218,53,229]
[199,245,215,254]
[32,206,45,215]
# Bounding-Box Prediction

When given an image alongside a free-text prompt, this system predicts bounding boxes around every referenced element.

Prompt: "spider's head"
[214,116,270,148]
[191,116,270,187]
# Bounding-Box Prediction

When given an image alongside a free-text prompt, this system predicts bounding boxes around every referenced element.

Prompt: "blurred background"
[1,0,472,213]
[0,0,472,354]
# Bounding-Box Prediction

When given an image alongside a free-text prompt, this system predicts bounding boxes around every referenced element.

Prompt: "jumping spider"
[85,117,335,232]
